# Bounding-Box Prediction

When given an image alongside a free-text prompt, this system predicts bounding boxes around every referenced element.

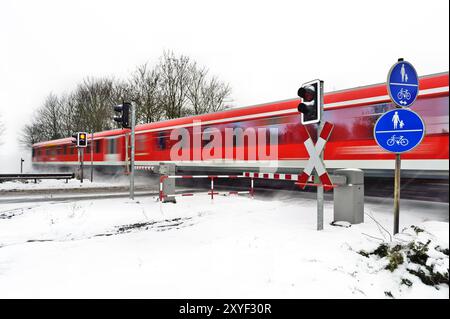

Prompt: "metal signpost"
[316,82,325,230]
[79,147,84,183]
[130,103,136,200]
[90,132,94,182]
[374,59,422,234]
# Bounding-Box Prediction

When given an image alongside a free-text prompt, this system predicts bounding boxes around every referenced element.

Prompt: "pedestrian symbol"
[400,64,409,82]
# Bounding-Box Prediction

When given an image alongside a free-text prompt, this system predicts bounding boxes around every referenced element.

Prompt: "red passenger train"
[32,72,449,178]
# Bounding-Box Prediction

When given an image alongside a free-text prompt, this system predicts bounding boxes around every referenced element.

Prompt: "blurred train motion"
[32,72,449,179]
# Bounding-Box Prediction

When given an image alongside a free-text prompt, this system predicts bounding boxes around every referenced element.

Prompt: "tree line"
[20,51,232,147]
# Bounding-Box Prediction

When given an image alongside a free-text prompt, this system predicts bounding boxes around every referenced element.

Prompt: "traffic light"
[297,79,323,125]
[78,132,88,147]
[72,132,88,147]
[113,102,131,128]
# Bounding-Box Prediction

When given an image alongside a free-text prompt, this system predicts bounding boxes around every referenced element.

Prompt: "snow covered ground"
[0,178,123,191]
[0,193,448,298]
[0,175,155,191]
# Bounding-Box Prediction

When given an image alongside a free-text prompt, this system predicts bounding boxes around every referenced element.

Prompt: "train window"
[70,146,74,155]
[32,148,35,157]
[46,148,50,155]
[63,145,67,155]
[95,141,101,153]
[107,138,118,154]
[136,134,147,152]
[157,132,166,150]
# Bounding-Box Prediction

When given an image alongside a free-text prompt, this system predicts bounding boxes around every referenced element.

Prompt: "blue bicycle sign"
[386,135,409,147]
[374,109,425,153]
[387,61,419,107]
[397,88,411,101]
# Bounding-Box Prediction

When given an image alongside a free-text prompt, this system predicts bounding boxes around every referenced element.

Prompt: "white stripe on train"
[33,159,449,171]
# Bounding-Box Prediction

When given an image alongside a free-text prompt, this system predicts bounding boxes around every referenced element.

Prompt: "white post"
[317,80,325,231]
[90,132,94,182]
[130,102,136,200]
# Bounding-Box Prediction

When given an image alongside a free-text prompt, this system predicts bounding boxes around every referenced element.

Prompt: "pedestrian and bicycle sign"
[374,108,425,154]
[387,61,419,107]
[375,59,423,235]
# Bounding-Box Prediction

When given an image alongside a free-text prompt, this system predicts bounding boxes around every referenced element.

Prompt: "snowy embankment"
[0,176,155,192]
[0,194,448,298]
[0,179,122,191]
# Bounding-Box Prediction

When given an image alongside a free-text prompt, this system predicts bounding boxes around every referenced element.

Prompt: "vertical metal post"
[210,177,214,200]
[130,102,136,200]
[80,148,84,184]
[316,80,325,231]
[125,131,129,174]
[90,132,94,182]
[393,154,401,234]
[20,158,24,173]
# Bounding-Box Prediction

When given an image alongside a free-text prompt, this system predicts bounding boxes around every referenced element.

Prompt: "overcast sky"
[0,0,448,172]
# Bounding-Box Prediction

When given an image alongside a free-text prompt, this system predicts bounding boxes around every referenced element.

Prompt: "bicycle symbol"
[397,88,411,100]
[387,135,409,147]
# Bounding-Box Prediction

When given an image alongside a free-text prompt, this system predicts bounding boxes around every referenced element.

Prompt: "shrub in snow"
[359,225,449,288]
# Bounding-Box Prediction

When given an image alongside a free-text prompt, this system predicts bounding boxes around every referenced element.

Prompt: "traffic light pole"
[130,102,136,200]
[90,132,94,182]
[79,147,84,183]
[316,81,325,231]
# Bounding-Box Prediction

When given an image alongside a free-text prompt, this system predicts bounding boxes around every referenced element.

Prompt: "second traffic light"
[114,102,131,128]
[72,132,88,147]
[297,79,323,125]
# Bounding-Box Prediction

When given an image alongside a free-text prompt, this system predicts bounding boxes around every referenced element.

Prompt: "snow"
[0,193,448,298]
[0,178,123,191]
[0,174,159,191]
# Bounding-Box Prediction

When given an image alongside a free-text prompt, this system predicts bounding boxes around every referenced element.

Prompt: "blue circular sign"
[374,109,425,153]
[387,61,419,107]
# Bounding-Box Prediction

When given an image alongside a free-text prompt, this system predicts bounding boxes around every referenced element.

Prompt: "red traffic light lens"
[298,86,315,102]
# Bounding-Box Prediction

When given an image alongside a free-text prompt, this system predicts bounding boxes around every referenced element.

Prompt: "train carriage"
[32,72,449,178]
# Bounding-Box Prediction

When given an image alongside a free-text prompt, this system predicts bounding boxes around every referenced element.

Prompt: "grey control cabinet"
[159,162,176,203]
[333,168,364,224]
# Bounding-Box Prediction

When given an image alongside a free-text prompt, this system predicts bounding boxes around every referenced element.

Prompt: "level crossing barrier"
[159,174,253,201]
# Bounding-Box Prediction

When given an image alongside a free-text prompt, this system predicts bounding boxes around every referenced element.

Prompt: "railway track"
[1,176,448,204]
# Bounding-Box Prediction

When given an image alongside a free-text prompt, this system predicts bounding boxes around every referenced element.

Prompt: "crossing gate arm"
[244,171,347,191]
[159,174,252,201]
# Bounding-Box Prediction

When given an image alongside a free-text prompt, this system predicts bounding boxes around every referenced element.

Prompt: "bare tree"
[158,51,191,119]
[129,63,163,124]
[186,62,209,115]
[201,76,232,113]
[186,63,231,115]
[72,77,118,132]
[20,50,233,147]
[38,93,63,140]
[20,121,44,147]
